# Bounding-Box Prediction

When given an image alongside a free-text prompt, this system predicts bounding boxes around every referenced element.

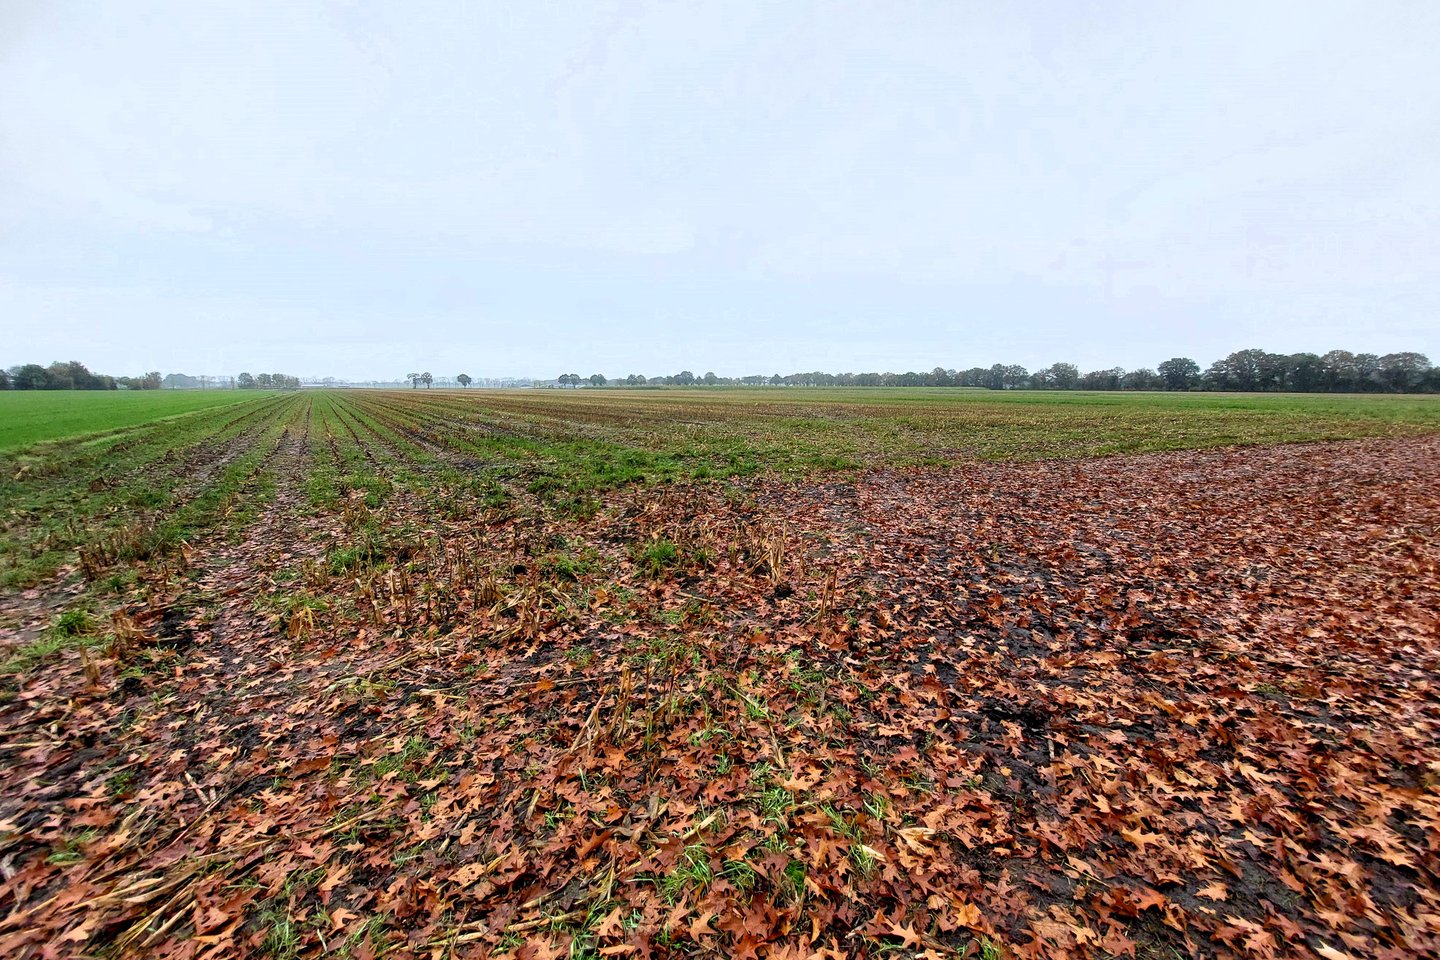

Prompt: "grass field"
[0,389,1437,958]
[0,389,264,451]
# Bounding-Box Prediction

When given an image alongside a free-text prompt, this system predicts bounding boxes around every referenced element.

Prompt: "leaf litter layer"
[0,417,1437,959]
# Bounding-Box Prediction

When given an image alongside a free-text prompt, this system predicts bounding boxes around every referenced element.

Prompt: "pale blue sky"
[2,1,1437,379]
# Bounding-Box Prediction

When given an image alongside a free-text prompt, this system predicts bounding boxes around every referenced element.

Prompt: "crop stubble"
[0,389,1437,959]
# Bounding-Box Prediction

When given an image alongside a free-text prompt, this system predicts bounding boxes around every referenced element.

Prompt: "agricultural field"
[0,390,261,453]
[0,389,1438,959]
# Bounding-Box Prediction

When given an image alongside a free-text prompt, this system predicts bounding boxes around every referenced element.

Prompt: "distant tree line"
[0,363,308,391]
[8,351,1431,393]
[1,361,163,391]
[568,349,1436,393]
[236,373,302,390]
[393,373,531,388]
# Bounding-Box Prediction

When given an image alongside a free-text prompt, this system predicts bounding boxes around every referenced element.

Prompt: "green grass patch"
[0,390,265,451]
[1,607,104,676]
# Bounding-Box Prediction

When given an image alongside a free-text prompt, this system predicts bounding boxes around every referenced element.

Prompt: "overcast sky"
[2,1,1437,380]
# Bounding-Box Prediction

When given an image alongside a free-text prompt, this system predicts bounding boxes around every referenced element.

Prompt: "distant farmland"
[1,389,1438,958]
